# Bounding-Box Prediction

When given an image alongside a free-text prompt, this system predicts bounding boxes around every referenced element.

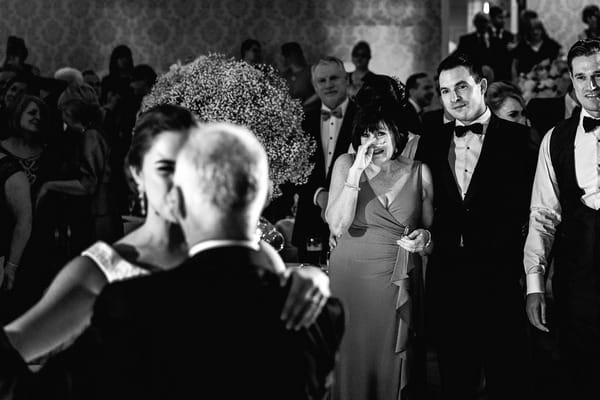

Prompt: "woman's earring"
[138,189,146,217]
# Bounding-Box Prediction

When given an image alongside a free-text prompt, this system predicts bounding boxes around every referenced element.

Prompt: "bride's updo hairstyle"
[351,74,409,159]
[125,104,196,173]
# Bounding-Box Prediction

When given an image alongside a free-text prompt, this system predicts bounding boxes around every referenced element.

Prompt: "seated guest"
[240,39,262,65]
[405,72,435,135]
[0,121,345,400]
[578,5,600,40]
[512,10,562,77]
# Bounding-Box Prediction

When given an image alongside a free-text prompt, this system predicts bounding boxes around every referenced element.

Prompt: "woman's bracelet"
[344,181,360,191]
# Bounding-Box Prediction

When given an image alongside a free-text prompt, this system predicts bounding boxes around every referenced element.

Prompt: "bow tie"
[583,116,600,133]
[321,107,343,121]
[455,123,484,137]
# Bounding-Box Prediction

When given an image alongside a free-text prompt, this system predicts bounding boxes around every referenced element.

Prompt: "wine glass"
[256,217,284,252]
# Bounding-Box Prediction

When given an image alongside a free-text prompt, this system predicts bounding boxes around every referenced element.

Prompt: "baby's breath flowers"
[142,54,315,197]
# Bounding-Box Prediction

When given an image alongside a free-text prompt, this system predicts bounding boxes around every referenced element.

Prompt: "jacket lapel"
[463,115,501,205]
[441,122,464,205]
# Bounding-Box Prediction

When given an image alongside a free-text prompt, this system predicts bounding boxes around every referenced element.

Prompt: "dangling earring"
[138,189,146,217]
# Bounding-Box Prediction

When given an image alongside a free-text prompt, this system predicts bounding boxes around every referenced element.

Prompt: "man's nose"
[589,76,600,90]
[450,90,460,102]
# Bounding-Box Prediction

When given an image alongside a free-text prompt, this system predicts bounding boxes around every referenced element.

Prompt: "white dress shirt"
[449,108,492,199]
[313,98,349,206]
[524,108,600,294]
[320,98,349,177]
[189,239,259,257]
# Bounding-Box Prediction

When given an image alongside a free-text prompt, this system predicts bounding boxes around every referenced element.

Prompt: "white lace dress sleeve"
[82,241,150,283]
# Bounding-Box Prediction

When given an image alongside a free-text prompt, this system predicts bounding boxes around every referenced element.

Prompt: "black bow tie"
[583,116,600,133]
[321,107,343,121]
[455,123,484,137]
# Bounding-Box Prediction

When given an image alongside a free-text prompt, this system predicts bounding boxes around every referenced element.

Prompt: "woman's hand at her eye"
[352,137,376,171]
[279,266,331,330]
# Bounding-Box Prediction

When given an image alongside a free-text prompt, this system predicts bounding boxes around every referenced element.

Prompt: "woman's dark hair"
[8,95,48,136]
[582,5,600,24]
[352,75,408,158]
[60,99,103,130]
[240,39,260,59]
[108,45,134,76]
[281,42,306,66]
[351,41,371,59]
[125,104,196,171]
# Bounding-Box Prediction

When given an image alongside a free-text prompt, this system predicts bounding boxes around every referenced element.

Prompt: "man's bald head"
[174,122,269,227]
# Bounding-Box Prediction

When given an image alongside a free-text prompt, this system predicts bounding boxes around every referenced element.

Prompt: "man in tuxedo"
[456,13,493,74]
[292,56,356,263]
[0,123,345,400]
[405,72,435,135]
[525,39,600,397]
[416,53,534,400]
[488,5,515,81]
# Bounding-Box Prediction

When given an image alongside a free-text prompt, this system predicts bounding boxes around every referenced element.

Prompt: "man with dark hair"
[405,72,435,135]
[455,12,493,75]
[416,52,534,399]
[525,38,600,397]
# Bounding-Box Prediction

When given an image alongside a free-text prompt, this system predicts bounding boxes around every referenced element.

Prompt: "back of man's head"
[174,123,269,235]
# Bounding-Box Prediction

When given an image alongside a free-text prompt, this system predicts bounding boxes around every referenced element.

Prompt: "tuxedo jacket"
[0,246,345,400]
[292,101,357,248]
[456,32,493,68]
[415,115,535,289]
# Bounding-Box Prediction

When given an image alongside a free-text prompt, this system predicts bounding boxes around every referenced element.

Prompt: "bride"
[4,104,330,363]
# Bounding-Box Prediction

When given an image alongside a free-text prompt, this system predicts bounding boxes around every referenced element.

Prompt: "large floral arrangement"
[142,54,315,197]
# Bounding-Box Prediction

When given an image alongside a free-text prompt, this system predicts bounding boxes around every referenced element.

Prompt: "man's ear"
[167,185,187,223]
[480,77,488,95]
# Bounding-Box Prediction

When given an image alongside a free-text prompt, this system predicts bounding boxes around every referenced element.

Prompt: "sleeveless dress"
[329,160,424,400]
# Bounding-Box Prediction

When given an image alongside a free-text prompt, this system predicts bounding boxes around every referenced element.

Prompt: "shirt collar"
[454,107,492,131]
[408,97,422,114]
[321,97,349,116]
[188,239,259,258]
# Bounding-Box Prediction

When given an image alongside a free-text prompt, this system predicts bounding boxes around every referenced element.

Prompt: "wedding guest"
[2,36,39,77]
[82,70,101,98]
[0,140,32,292]
[100,45,133,104]
[240,39,262,65]
[527,83,580,136]
[489,5,516,81]
[4,104,333,364]
[578,5,600,40]
[292,56,356,263]
[326,80,433,400]
[37,94,121,253]
[486,81,542,151]
[525,38,600,398]
[456,12,493,73]
[512,11,561,77]
[0,120,344,400]
[416,53,534,400]
[280,42,318,111]
[347,41,375,99]
[405,72,435,135]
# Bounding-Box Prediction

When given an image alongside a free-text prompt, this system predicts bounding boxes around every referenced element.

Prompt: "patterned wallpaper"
[0,0,441,82]
[528,0,591,55]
